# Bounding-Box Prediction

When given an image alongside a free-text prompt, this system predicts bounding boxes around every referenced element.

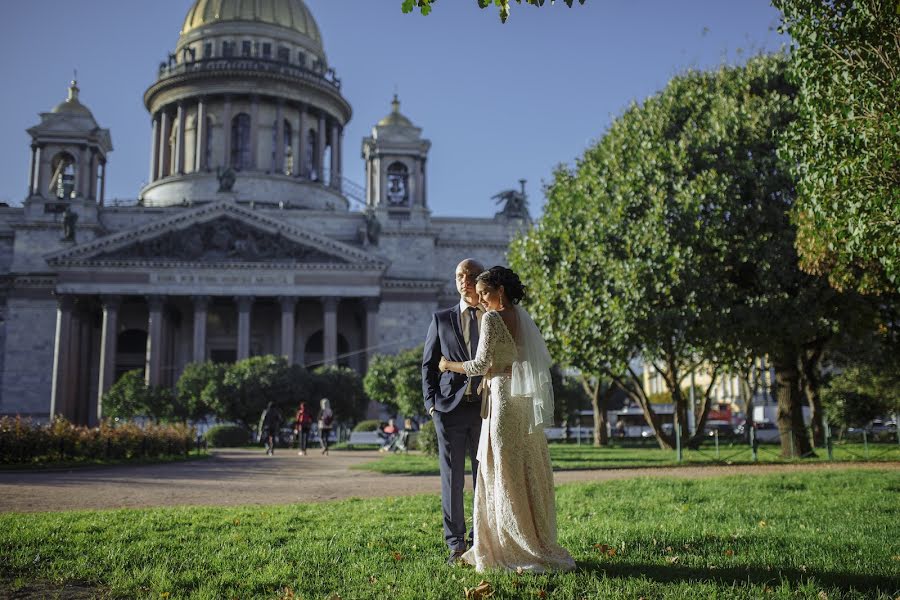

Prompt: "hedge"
[204,424,251,447]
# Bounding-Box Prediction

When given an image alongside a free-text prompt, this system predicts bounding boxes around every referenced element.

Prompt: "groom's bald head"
[455,258,484,304]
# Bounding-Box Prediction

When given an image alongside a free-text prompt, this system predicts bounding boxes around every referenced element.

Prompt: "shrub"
[204,425,251,448]
[353,419,381,432]
[0,416,194,464]
[417,420,438,457]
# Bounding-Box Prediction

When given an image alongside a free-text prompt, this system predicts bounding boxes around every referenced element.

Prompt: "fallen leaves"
[593,543,616,557]
[666,556,680,564]
[464,580,493,599]
[724,549,734,557]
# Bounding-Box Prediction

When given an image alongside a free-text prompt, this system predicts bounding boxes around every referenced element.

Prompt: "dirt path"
[1,449,896,514]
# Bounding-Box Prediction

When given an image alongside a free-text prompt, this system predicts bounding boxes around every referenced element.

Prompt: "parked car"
[704,420,736,439]
[735,421,780,443]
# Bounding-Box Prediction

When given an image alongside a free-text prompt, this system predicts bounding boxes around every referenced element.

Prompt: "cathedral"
[0,0,528,425]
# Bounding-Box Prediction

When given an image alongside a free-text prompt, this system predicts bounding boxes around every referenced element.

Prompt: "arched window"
[283,120,293,175]
[271,119,294,174]
[50,152,76,199]
[304,331,350,368]
[306,128,318,180]
[230,113,251,170]
[386,161,409,206]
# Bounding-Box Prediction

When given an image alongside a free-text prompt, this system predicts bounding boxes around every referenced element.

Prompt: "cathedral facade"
[0,0,528,425]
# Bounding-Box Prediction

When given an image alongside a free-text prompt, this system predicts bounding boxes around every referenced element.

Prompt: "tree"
[175,361,227,422]
[310,365,368,424]
[512,55,863,456]
[101,369,176,422]
[401,0,586,23]
[363,347,425,417]
[205,356,310,428]
[775,0,900,295]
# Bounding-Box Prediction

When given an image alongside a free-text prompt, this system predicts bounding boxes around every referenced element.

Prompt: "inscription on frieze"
[96,217,346,264]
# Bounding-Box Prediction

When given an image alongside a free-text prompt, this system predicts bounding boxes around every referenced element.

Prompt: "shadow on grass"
[577,559,900,595]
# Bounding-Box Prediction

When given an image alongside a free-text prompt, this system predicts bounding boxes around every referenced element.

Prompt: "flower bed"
[0,417,196,465]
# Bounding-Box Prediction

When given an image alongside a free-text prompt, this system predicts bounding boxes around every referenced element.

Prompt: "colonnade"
[50,293,380,425]
[148,96,344,188]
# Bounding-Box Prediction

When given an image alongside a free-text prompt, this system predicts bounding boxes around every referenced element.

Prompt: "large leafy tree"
[401,0,586,23]
[204,356,310,428]
[309,365,368,424]
[512,55,861,456]
[363,347,425,418]
[175,361,227,422]
[775,0,900,294]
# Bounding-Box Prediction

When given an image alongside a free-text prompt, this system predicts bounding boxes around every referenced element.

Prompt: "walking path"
[1,449,896,513]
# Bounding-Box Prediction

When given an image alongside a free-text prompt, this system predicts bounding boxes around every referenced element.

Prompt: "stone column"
[364,297,380,368]
[274,100,284,173]
[421,157,428,207]
[297,108,308,177]
[249,96,259,170]
[316,113,326,181]
[28,145,37,195]
[149,115,160,183]
[175,102,186,174]
[96,296,121,421]
[157,111,170,180]
[196,99,208,172]
[99,160,107,206]
[322,296,338,366]
[329,122,339,188]
[337,126,344,190]
[236,296,253,360]
[77,145,88,197]
[50,296,75,419]
[279,296,297,363]
[146,296,164,386]
[88,150,97,200]
[192,295,209,363]
[222,96,232,168]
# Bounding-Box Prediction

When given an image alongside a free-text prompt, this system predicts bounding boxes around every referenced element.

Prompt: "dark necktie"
[467,307,482,394]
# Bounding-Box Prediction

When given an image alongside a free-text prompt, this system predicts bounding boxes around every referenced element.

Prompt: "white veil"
[509,305,555,433]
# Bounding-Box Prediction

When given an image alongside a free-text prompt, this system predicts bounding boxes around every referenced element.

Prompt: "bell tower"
[25,80,112,212]
[362,95,431,219]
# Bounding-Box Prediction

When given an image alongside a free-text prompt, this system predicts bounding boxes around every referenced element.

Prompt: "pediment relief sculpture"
[94,216,346,264]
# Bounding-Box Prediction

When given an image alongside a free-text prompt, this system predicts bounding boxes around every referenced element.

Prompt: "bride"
[439,266,575,573]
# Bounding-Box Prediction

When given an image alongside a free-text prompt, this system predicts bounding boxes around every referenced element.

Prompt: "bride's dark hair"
[476,266,526,305]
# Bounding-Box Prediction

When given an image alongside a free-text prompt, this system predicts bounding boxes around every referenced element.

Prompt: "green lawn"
[1,469,898,599]
[355,442,900,475]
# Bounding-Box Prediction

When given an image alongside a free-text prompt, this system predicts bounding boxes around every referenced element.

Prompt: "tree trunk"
[614,369,675,449]
[741,377,755,444]
[581,375,610,447]
[773,358,815,458]
[798,349,825,447]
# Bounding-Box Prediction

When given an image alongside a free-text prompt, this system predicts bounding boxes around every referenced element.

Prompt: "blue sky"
[0,0,785,217]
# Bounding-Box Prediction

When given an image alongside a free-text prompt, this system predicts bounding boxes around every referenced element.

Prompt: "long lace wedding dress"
[460,308,575,573]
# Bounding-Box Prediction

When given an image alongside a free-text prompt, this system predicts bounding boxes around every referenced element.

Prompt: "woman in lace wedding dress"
[439,266,575,573]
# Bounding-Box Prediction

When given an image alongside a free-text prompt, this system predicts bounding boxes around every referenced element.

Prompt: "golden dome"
[181,0,322,45]
[51,80,95,118]
[377,95,415,128]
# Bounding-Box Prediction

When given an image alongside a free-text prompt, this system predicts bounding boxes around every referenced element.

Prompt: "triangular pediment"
[47,201,388,270]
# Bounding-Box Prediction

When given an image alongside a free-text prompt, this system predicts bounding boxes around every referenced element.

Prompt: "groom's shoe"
[447,549,466,566]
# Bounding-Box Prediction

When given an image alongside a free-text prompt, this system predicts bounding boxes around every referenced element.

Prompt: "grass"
[1,469,898,599]
[354,442,900,475]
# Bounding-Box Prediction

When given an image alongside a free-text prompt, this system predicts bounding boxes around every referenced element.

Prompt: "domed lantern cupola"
[362,95,431,219]
[141,0,352,210]
[25,79,112,211]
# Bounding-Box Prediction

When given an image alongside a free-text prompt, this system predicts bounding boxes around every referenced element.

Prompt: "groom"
[422,258,485,565]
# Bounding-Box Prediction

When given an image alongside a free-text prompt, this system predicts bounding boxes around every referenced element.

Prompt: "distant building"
[0,0,528,424]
